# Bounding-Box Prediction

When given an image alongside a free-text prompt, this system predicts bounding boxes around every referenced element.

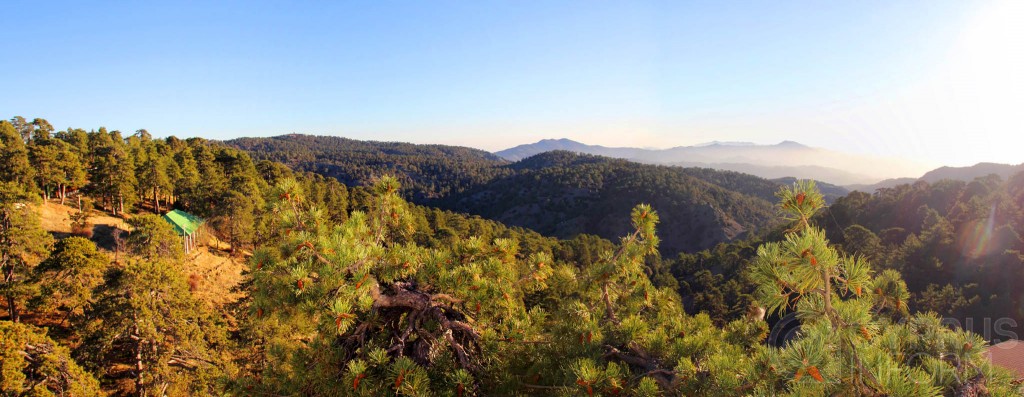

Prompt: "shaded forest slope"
[229,135,795,254]
[436,151,778,254]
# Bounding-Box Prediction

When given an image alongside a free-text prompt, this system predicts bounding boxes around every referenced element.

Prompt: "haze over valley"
[495,138,932,185]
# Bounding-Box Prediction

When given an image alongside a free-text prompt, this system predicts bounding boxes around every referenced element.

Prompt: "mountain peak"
[694,141,756,147]
[536,138,582,145]
[776,140,807,148]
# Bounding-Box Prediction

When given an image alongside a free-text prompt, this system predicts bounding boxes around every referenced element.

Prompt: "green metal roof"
[163,209,204,235]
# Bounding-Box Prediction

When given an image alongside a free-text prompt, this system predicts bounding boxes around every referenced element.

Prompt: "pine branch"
[602,282,618,323]
[604,345,677,391]
[361,281,482,372]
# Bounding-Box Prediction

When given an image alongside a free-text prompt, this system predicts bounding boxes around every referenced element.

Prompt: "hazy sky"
[2,1,1021,167]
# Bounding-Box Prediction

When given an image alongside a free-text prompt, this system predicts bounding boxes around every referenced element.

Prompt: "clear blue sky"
[3,1,1021,166]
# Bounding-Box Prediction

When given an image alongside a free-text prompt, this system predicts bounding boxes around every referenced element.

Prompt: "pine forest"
[1,117,1022,396]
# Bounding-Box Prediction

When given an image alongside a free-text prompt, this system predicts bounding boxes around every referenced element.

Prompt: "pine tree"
[77,259,234,396]
[30,118,54,141]
[240,177,764,396]
[748,180,1020,396]
[516,204,766,396]
[87,129,137,215]
[214,191,255,254]
[55,127,90,159]
[28,134,62,200]
[8,116,32,143]
[189,144,227,216]
[31,237,107,325]
[138,144,172,213]
[0,121,35,187]
[0,320,102,395]
[243,177,530,395]
[55,139,88,205]
[0,183,53,322]
[172,147,201,211]
[126,214,184,262]
[25,133,87,204]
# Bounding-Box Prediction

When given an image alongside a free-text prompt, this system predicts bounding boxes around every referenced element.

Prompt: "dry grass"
[35,201,248,308]
[181,246,248,307]
[36,201,131,234]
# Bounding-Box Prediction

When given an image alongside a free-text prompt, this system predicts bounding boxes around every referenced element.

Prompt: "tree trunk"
[118,194,124,215]
[5,295,16,323]
[78,194,82,211]
[59,184,66,205]
[154,187,160,214]
[133,311,145,395]
[4,264,18,323]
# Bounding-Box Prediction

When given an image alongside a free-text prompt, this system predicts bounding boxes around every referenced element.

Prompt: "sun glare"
[939,0,1024,165]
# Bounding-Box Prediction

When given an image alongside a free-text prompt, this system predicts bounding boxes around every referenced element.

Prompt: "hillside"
[919,162,1024,184]
[497,138,929,185]
[435,151,778,255]
[673,161,871,187]
[845,163,1024,193]
[845,177,918,193]
[495,138,650,161]
[229,135,801,254]
[226,134,509,200]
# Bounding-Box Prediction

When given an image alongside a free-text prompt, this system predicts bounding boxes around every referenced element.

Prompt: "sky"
[2,0,1022,168]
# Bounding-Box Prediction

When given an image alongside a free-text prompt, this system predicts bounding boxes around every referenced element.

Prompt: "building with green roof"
[163,209,204,253]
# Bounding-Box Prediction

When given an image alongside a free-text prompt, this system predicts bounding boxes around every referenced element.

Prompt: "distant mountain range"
[495,138,929,186]
[920,163,1024,184]
[846,163,1024,192]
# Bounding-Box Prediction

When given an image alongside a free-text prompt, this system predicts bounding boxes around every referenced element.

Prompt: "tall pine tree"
[0,183,53,322]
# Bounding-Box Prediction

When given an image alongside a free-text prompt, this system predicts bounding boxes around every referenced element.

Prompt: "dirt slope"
[35,202,247,307]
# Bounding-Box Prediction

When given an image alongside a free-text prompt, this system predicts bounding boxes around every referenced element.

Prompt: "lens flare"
[958,205,997,259]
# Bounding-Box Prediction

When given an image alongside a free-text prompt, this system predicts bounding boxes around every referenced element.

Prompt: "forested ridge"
[227,135,842,255]
[2,116,1021,396]
[227,134,511,201]
[436,151,778,255]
